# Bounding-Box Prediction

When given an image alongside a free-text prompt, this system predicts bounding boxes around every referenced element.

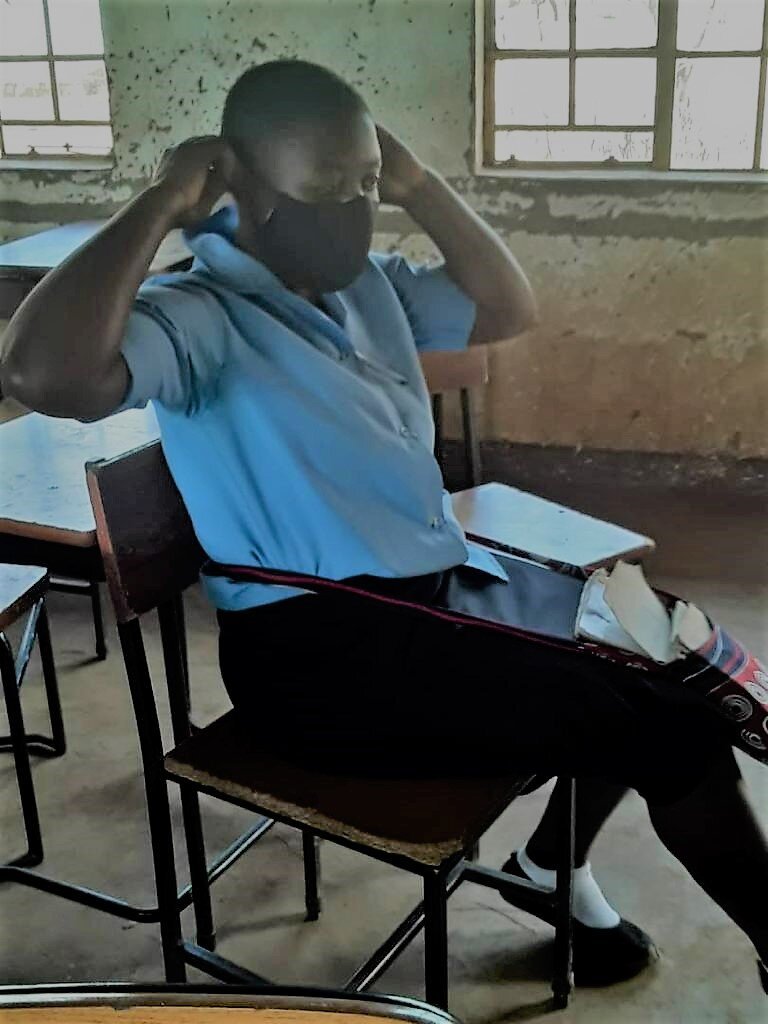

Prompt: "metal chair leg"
[158,598,215,953]
[552,776,576,1009]
[460,388,482,488]
[423,869,449,1009]
[302,831,321,922]
[36,603,66,756]
[0,631,44,868]
[89,582,107,661]
[174,594,192,724]
[179,785,216,950]
[118,619,186,982]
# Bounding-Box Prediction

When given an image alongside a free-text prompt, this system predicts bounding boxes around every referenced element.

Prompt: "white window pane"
[2,123,113,155]
[47,0,105,55]
[0,0,47,56]
[496,0,569,50]
[576,0,659,48]
[575,58,656,125]
[55,59,110,120]
[761,94,768,169]
[495,129,653,162]
[671,57,760,169]
[677,0,765,52]
[495,58,569,125]
[0,61,54,120]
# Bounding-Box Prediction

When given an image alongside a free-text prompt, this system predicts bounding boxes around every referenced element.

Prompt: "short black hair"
[221,60,368,150]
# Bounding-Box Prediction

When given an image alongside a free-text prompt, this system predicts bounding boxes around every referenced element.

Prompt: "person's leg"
[499,777,657,984]
[507,777,631,935]
[526,776,629,869]
[647,749,768,967]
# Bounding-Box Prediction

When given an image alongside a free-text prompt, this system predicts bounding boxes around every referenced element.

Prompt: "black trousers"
[218,555,739,805]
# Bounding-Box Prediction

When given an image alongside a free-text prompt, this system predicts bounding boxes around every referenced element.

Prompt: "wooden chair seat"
[0,565,47,632]
[0,985,459,1024]
[0,1008,443,1024]
[165,711,533,868]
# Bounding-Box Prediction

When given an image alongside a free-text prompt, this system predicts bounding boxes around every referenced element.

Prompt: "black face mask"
[256,192,375,295]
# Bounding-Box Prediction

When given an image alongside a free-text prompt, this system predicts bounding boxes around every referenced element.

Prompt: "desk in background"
[0,408,160,656]
[0,221,191,319]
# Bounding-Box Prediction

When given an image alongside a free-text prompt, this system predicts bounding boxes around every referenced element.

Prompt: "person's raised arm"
[0,137,237,420]
[377,126,538,346]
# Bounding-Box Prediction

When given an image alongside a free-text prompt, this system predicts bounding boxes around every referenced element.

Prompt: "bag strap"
[204,560,626,661]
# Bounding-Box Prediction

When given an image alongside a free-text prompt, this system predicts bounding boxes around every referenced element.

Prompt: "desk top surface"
[0,222,191,276]
[451,482,655,571]
[0,408,159,547]
[0,564,47,629]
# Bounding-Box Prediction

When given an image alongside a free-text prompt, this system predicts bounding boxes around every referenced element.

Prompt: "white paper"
[672,600,712,652]
[603,561,675,663]
[575,569,649,656]
[575,560,712,664]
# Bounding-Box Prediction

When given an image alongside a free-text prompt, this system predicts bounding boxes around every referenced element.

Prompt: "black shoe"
[500,853,659,986]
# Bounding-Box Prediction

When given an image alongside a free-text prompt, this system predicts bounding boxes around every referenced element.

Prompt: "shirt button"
[430,516,444,529]
[400,425,412,438]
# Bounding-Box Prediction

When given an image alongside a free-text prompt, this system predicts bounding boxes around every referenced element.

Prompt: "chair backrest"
[86,441,204,623]
[419,346,489,396]
[420,348,488,489]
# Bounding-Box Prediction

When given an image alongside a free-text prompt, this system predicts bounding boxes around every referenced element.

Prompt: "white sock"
[517,844,621,929]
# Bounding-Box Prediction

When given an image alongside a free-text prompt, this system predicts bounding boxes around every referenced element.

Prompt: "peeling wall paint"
[1,0,766,456]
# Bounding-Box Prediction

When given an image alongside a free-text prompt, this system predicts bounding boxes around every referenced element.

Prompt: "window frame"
[0,0,114,167]
[478,0,768,177]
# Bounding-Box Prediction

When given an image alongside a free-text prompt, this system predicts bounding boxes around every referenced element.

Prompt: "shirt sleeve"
[117,279,229,414]
[371,252,476,352]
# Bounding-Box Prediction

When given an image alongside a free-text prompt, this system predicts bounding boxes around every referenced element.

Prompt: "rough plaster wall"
[1,0,766,456]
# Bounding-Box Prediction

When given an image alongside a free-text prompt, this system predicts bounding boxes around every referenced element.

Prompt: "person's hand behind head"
[152,135,271,229]
[376,125,428,207]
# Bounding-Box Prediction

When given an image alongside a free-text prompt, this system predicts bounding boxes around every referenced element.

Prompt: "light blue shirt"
[119,205,506,610]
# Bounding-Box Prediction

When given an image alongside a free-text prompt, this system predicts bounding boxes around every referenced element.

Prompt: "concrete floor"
[1,487,766,1023]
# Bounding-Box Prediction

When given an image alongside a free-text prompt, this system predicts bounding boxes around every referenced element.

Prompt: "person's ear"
[224,148,277,226]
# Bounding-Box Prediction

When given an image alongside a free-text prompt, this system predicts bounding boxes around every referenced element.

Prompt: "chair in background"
[0,564,64,869]
[419,347,488,489]
[85,440,577,1010]
[419,348,656,577]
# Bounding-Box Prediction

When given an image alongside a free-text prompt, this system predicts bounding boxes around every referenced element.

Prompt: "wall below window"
[1,0,765,458]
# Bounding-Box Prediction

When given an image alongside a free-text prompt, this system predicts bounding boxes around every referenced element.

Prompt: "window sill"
[0,156,114,172]
[475,165,768,186]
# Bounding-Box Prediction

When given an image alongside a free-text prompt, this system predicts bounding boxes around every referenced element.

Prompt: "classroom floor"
[1,477,766,1024]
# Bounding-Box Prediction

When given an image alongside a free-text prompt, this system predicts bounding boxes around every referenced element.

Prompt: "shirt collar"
[182,205,349,328]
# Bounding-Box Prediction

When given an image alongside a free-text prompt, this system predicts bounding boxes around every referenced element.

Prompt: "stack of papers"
[575,561,712,664]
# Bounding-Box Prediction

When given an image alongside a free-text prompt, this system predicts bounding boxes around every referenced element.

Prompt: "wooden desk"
[0,222,191,318]
[0,565,47,632]
[0,409,159,579]
[452,481,655,574]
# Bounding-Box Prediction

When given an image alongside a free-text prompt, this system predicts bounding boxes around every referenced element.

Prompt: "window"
[0,0,113,162]
[481,0,768,172]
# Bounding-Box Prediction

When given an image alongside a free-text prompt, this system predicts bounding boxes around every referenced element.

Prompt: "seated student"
[2,60,766,994]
